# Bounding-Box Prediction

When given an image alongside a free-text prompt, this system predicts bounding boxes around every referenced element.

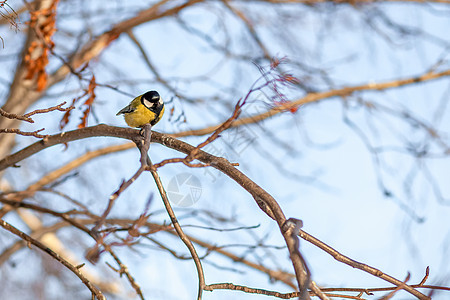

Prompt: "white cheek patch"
[159,98,163,105]
[143,98,152,108]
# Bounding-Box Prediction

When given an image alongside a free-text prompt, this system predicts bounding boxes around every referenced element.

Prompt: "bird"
[116,91,165,128]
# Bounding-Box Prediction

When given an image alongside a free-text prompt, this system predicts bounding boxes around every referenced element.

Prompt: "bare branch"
[0,128,47,138]
[298,230,430,299]
[0,125,136,171]
[205,282,298,299]
[0,109,34,123]
[126,30,181,99]
[0,219,105,300]
[176,232,297,289]
[0,0,206,159]
[104,247,145,300]
[0,101,73,126]
[173,68,450,138]
[91,124,153,234]
[0,125,437,299]
[0,197,297,292]
[149,158,206,300]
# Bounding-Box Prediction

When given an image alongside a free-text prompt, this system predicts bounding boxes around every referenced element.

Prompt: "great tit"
[116,91,165,128]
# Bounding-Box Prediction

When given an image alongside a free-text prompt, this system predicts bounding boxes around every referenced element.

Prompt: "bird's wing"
[116,104,136,116]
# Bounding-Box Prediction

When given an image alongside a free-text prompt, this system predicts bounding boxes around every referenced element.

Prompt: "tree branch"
[298,229,430,300]
[0,125,431,299]
[172,68,450,138]
[0,218,105,300]
[205,282,298,299]
[148,158,206,300]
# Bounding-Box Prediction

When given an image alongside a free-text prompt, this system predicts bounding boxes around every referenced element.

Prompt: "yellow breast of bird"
[124,104,157,128]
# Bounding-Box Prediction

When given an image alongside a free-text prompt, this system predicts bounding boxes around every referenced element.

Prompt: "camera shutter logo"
[167,173,202,207]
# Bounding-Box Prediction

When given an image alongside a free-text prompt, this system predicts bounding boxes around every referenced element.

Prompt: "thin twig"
[298,230,430,300]
[0,128,47,138]
[205,282,298,299]
[92,124,153,234]
[0,219,105,300]
[151,95,247,171]
[172,231,297,289]
[0,198,145,298]
[104,246,145,300]
[0,108,34,122]
[148,158,206,300]
[126,30,181,98]
[0,101,72,123]
[0,196,298,291]
[379,274,411,300]
[23,101,74,119]
[172,68,450,138]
